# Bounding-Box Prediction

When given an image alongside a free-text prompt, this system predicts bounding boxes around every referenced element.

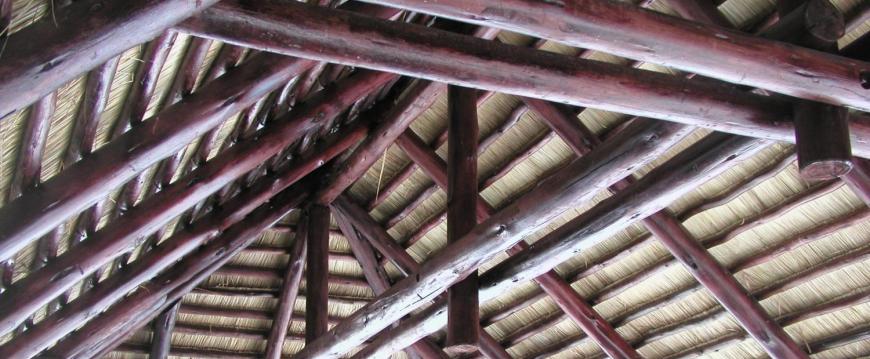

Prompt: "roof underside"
[0,0,868,358]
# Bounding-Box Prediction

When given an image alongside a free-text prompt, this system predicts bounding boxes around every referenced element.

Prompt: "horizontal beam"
[356,0,870,111]
[0,0,218,118]
[179,1,870,159]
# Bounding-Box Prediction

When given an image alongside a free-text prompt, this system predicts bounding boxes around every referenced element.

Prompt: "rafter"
[265,211,307,359]
[306,204,332,342]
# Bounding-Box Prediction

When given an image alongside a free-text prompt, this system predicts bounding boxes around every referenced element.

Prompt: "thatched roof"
[0,0,868,358]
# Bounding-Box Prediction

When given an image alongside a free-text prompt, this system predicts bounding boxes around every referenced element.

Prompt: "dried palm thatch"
[0,0,868,358]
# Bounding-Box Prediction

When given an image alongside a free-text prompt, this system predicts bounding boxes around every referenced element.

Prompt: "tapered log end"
[444,343,480,356]
[799,159,853,180]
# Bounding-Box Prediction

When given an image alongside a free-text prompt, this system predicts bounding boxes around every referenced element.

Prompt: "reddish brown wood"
[0,0,218,118]
[664,0,732,28]
[353,0,870,110]
[8,95,55,200]
[0,54,317,263]
[0,126,364,357]
[180,2,870,157]
[265,215,307,359]
[192,286,370,306]
[445,85,480,353]
[297,119,690,357]
[111,31,178,138]
[116,342,263,359]
[354,134,765,358]
[645,212,808,358]
[66,58,121,163]
[844,157,870,205]
[150,302,180,359]
[43,181,310,359]
[794,101,852,180]
[306,204,332,342]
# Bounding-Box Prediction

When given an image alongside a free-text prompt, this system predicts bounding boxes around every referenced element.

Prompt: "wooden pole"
[0,69,388,337]
[179,1,870,159]
[149,302,180,359]
[352,0,870,111]
[0,125,364,358]
[333,206,450,359]
[306,205,332,342]
[42,181,311,359]
[265,213,307,359]
[0,0,218,118]
[297,119,690,358]
[794,102,853,180]
[843,157,870,205]
[445,85,480,353]
[345,134,766,359]
[396,116,640,358]
[0,53,317,263]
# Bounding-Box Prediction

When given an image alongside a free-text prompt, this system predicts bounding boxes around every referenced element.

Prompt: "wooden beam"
[306,205,332,342]
[347,133,767,358]
[149,302,180,359]
[265,214,307,359]
[333,205,451,359]
[663,0,732,28]
[180,2,870,159]
[353,0,870,111]
[0,125,363,358]
[42,181,311,359]
[8,95,55,200]
[0,0,218,118]
[396,115,640,358]
[0,69,388,337]
[0,53,317,263]
[644,212,808,358]
[794,102,853,180]
[297,119,690,358]
[445,85,480,353]
[843,158,870,205]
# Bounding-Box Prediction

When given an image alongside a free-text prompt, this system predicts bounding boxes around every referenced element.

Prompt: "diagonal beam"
[0,123,366,359]
[299,118,690,358]
[843,158,870,205]
[179,1,870,158]
[355,0,870,111]
[331,195,510,359]
[0,0,218,118]
[149,303,180,359]
[44,180,312,359]
[349,133,768,358]
[396,126,639,357]
[264,215,307,359]
[333,207,450,359]
[0,70,393,337]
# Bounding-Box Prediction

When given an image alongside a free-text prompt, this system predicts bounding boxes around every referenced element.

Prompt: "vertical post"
[265,219,308,359]
[445,85,480,354]
[791,0,851,180]
[305,204,331,342]
[149,301,180,359]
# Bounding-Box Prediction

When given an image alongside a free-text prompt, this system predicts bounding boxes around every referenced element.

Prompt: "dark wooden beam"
[180,1,870,159]
[844,157,870,205]
[352,0,870,111]
[794,102,853,180]
[0,69,388,337]
[149,302,180,359]
[265,214,307,359]
[297,119,690,357]
[445,85,480,354]
[349,133,767,358]
[0,0,218,118]
[306,205,332,342]
[42,181,311,359]
[8,95,55,200]
[0,53,317,263]
[396,114,640,358]
[333,205,451,359]
[663,0,732,28]
[0,124,364,358]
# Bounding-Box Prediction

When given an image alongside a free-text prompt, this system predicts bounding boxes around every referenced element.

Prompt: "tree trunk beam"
[0,0,218,118]
[265,213,307,359]
[445,85,481,354]
[306,205,332,342]
[149,302,180,359]
[843,158,870,204]
[180,2,870,159]
[350,0,870,111]
[794,102,853,180]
